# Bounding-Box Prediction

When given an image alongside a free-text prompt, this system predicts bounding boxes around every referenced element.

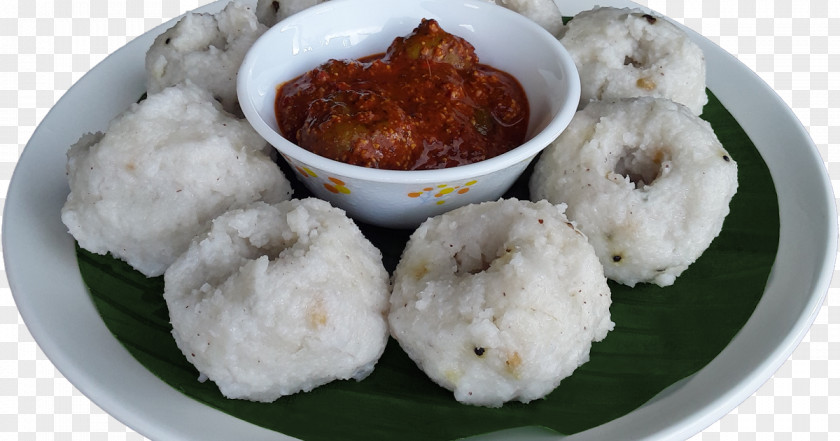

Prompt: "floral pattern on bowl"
[287,156,353,195]
[408,180,478,205]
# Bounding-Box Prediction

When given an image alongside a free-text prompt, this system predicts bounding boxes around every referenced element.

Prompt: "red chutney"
[274,19,529,171]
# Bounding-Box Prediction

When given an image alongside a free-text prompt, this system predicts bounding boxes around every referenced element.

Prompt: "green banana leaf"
[76,90,779,440]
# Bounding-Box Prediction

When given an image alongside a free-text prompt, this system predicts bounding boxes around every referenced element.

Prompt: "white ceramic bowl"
[238,0,579,229]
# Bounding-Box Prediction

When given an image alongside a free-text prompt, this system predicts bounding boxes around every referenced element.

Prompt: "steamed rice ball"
[530,97,738,287]
[145,1,267,114]
[164,199,390,402]
[255,0,325,26]
[389,199,613,407]
[61,82,292,277]
[491,0,565,37]
[560,7,708,115]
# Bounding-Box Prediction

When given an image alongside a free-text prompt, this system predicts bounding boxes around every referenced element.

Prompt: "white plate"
[4,1,836,440]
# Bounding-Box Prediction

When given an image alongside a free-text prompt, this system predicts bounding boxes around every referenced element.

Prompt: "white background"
[1,0,837,439]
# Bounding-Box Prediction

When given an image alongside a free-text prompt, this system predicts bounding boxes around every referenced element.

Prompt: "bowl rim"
[237,0,581,184]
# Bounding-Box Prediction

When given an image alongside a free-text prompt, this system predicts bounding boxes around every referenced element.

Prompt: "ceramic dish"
[4,0,836,440]
[238,0,580,228]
